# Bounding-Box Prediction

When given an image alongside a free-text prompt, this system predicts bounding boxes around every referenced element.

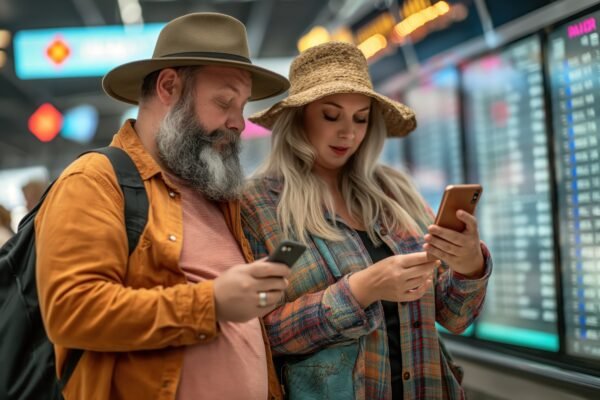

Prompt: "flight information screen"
[403,68,464,211]
[379,137,407,172]
[379,91,408,171]
[463,35,559,351]
[548,10,600,361]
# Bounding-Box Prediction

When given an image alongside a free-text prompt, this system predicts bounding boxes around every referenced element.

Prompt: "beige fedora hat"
[102,12,289,104]
[250,41,416,137]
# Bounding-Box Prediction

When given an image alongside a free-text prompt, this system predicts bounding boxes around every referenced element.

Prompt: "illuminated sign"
[567,17,597,39]
[242,120,270,139]
[46,38,70,65]
[357,34,388,60]
[28,103,63,142]
[61,105,99,143]
[356,13,395,45]
[297,26,331,53]
[14,23,164,79]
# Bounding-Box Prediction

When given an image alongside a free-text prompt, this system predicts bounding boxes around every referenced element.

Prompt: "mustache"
[197,128,240,145]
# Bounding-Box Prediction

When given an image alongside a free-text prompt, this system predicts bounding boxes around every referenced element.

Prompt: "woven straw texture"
[249,41,417,137]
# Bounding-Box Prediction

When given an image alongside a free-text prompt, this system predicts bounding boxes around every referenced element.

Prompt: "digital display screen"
[13,24,164,79]
[548,11,600,361]
[463,35,559,351]
[379,137,407,172]
[379,91,408,171]
[403,67,464,211]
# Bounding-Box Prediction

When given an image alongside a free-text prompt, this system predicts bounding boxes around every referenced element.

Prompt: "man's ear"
[155,68,182,106]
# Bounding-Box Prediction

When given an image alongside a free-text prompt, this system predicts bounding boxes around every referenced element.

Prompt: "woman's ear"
[155,68,181,106]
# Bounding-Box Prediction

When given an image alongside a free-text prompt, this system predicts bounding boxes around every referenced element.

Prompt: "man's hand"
[213,258,291,322]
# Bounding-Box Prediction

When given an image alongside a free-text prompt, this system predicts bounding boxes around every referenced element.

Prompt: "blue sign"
[61,105,99,143]
[14,23,164,79]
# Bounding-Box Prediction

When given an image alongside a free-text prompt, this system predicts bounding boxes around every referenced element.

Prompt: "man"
[35,13,291,400]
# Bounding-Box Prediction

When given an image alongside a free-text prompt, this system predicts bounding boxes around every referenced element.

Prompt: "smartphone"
[434,184,483,232]
[267,240,307,268]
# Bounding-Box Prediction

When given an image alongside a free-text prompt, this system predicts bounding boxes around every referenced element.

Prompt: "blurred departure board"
[463,35,559,351]
[379,137,407,171]
[379,89,408,174]
[404,68,464,211]
[548,11,600,361]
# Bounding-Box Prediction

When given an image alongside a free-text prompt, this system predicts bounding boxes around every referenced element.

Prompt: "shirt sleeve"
[434,241,493,333]
[241,191,382,356]
[263,275,381,356]
[36,159,217,352]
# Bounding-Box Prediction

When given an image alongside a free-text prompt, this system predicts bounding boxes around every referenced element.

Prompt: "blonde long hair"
[253,102,432,244]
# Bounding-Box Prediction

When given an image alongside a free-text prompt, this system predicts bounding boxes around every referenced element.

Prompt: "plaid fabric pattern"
[242,177,492,400]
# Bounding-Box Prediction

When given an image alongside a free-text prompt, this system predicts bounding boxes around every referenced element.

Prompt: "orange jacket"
[35,121,282,400]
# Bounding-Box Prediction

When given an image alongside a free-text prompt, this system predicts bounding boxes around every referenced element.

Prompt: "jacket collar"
[110,119,162,181]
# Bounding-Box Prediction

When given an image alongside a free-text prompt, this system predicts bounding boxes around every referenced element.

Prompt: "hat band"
[161,51,251,64]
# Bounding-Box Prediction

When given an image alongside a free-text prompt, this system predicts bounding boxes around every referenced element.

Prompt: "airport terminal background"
[1,0,600,398]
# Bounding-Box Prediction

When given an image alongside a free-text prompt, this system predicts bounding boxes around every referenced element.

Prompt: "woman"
[241,41,492,400]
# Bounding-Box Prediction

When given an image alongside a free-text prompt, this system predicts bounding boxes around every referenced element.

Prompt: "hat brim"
[102,57,290,105]
[249,82,416,137]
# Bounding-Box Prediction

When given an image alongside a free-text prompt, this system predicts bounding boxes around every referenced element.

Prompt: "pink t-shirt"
[171,177,268,400]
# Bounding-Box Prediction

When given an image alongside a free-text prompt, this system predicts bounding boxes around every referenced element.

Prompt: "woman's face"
[303,93,371,174]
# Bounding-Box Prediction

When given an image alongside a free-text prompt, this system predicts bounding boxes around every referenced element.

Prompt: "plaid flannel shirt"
[241,176,492,400]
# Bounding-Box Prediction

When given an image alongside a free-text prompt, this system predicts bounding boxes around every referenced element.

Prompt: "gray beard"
[155,96,243,201]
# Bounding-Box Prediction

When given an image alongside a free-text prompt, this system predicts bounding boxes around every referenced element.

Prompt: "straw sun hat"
[102,13,289,104]
[249,41,417,137]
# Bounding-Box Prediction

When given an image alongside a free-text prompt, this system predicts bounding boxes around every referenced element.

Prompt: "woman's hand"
[349,252,438,308]
[423,210,484,279]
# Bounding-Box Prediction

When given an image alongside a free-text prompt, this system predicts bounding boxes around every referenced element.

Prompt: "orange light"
[435,1,450,15]
[46,38,70,65]
[358,34,387,60]
[28,103,63,142]
[393,1,452,40]
[331,27,355,44]
[297,26,331,53]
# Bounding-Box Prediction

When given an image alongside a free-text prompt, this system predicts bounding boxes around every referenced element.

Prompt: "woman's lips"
[330,146,349,156]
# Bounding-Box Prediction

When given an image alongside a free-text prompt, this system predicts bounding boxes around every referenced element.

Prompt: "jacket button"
[168,234,177,242]
[403,372,411,380]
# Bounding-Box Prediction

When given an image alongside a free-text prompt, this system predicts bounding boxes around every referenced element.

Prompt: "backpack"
[0,147,149,400]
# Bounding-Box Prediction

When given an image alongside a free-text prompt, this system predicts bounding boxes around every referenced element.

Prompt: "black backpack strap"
[58,146,149,394]
[80,146,149,255]
[57,349,83,394]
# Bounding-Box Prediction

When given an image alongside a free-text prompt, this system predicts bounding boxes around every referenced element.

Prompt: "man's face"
[156,66,252,200]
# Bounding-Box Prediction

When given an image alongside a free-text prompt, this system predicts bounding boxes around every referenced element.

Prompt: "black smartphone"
[435,184,483,232]
[267,240,307,268]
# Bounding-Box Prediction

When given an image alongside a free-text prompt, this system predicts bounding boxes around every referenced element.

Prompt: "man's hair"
[140,70,161,100]
[252,102,431,244]
[139,67,202,101]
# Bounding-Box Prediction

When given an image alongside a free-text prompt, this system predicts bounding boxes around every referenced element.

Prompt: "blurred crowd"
[0,179,47,246]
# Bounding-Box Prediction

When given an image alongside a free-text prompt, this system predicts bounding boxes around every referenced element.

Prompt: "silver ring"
[258,291,268,308]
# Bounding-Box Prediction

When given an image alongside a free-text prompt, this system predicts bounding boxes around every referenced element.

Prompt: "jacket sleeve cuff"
[322,275,382,339]
[189,280,218,342]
